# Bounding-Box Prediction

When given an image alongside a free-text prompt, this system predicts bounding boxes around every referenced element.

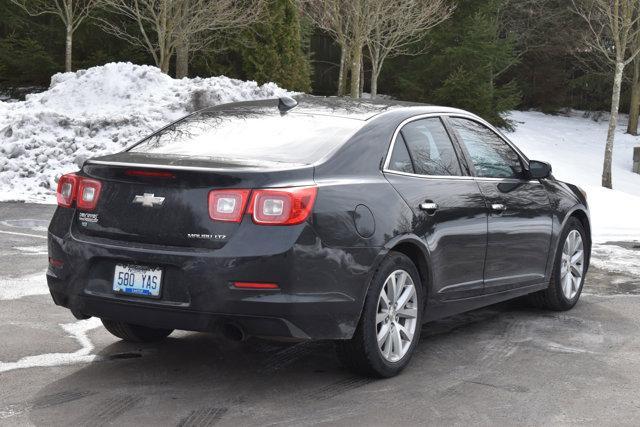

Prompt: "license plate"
[113,264,162,298]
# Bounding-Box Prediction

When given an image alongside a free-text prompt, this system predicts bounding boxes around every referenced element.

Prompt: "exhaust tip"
[221,323,246,342]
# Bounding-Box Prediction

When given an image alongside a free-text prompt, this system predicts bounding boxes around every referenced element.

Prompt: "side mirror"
[528,160,552,179]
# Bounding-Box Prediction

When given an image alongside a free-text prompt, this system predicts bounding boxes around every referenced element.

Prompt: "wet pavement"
[1,202,639,426]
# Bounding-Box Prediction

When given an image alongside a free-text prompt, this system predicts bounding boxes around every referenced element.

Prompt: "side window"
[388,134,414,174]
[393,118,462,176]
[448,117,524,179]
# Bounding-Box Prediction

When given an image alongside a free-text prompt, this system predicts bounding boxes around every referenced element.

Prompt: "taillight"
[56,173,79,208]
[208,189,251,222]
[56,173,102,210]
[248,186,317,225]
[77,178,102,211]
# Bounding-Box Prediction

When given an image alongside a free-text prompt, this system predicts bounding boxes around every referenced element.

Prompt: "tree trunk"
[338,46,347,96]
[175,40,189,79]
[359,54,364,97]
[370,70,378,99]
[603,61,625,189]
[350,44,362,99]
[65,23,73,72]
[628,57,640,135]
[370,55,380,99]
[159,50,171,74]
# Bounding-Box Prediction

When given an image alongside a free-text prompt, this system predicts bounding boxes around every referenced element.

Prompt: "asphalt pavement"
[1,202,639,426]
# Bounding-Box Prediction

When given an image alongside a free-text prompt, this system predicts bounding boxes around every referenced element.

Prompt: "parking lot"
[1,202,640,426]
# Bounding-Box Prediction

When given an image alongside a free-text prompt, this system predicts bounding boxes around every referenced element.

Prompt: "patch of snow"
[0,271,49,300]
[0,62,292,203]
[590,244,640,277]
[0,318,102,373]
[507,110,640,244]
[13,245,48,255]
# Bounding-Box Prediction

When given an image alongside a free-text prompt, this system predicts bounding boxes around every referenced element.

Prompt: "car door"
[446,116,553,292]
[383,116,488,300]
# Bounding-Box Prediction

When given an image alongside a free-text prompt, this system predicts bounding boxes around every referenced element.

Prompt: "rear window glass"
[129,111,364,166]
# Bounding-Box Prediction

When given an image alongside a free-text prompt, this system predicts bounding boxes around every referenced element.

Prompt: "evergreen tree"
[240,0,311,92]
[382,0,521,127]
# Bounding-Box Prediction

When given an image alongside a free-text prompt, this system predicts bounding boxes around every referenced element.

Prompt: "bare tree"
[573,0,640,189]
[99,0,263,76]
[366,0,454,98]
[10,0,101,72]
[303,0,353,96]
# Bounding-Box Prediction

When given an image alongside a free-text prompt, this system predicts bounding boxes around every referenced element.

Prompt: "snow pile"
[0,62,291,202]
[508,110,640,243]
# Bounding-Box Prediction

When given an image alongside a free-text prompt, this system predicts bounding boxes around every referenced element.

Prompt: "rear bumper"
[47,222,378,340]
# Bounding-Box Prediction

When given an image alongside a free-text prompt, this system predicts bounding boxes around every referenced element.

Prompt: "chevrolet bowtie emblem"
[133,193,165,207]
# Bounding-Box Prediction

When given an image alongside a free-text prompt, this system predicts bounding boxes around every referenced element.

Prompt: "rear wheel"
[337,252,423,378]
[101,319,173,343]
[529,217,587,311]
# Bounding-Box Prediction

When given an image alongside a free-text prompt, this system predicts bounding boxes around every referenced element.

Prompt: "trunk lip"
[84,159,311,173]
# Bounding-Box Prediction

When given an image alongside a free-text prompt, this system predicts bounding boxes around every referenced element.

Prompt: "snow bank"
[508,110,640,243]
[0,62,291,202]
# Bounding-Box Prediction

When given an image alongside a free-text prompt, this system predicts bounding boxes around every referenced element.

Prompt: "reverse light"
[248,186,317,225]
[233,281,279,290]
[208,189,251,222]
[56,173,80,208]
[77,178,102,211]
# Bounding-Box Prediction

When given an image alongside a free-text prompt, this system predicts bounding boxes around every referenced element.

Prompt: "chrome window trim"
[382,113,466,178]
[382,112,536,183]
[384,170,476,181]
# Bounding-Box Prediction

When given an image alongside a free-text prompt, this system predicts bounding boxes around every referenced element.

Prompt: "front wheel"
[529,217,588,311]
[336,251,423,378]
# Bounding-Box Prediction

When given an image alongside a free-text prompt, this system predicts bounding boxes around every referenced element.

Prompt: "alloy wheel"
[376,269,418,362]
[560,230,584,300]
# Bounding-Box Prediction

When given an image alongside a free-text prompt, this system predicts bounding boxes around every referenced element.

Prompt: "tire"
[336,251,423,378]
[529,217,588,311]
[101,319,173,343]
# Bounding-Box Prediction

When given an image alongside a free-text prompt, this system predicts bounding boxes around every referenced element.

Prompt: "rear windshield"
[129,110,364,166]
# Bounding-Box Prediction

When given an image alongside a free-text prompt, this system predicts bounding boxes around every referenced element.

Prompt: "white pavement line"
[0,318,103,373]
[0,271,49,300]
[0,230,47,240]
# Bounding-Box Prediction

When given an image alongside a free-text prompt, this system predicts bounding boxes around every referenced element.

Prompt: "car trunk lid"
[73,153,315,249]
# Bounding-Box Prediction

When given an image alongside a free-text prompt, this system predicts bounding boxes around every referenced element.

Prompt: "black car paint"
[47,97,590,341]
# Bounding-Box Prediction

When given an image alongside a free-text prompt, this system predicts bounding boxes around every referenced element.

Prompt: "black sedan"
[47,96,590,377]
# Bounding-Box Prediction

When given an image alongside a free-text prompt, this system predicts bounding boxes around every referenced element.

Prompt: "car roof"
[202,95,472,122]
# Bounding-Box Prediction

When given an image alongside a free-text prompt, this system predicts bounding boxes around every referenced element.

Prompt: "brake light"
[77,178,102,211]
[125,170,176,179]
[208,189,251,222]
[248,186,317,225]
[56,173,79,208]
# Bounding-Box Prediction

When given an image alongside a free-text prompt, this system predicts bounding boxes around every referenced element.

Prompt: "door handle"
[491,203,507,213]
[420,202,439,214]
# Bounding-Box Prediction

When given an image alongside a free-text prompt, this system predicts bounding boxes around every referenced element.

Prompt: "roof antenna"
[278,96,298,114]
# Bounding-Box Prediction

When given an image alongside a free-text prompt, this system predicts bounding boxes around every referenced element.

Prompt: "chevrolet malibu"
[47,96,590,377]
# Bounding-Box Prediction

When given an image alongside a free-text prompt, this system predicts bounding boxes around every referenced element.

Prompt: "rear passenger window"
[388,134,414,173]
[395,118,462,176]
